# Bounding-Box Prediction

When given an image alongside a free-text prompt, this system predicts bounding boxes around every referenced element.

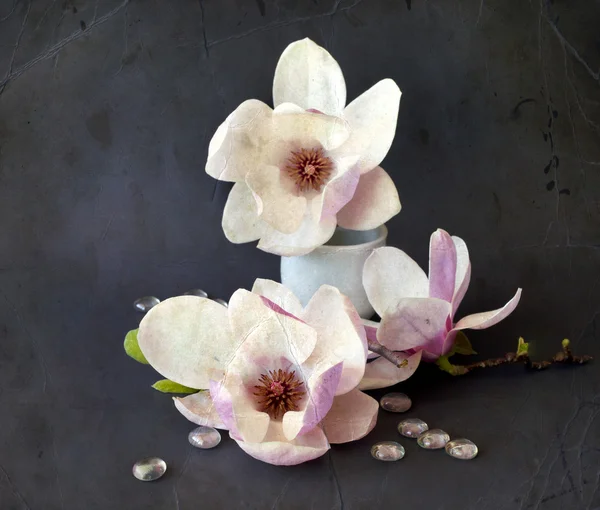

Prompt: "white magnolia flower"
[207,38,402,256]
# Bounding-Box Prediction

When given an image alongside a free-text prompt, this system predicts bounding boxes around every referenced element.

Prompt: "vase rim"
[316,224,388,253]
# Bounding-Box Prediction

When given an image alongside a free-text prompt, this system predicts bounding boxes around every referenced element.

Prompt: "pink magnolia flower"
[207,38,402,256]
[137,279,378,466]
[362,229,522,361]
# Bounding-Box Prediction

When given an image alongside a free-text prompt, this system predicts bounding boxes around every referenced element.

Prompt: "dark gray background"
[1,0,599,508]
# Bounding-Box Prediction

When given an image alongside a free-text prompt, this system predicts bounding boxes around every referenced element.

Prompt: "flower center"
[285,148,333,192]
[253,369,305,419]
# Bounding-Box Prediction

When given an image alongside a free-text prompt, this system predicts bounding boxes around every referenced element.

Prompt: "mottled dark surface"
[1,0,600,508]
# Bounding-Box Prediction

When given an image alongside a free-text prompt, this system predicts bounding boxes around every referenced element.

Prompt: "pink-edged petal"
[317,166,361,222]
[222,182,267,244]
[451,235,471,315]
[321,389,378,444]
[173,392,226,430]
[329,79,401,174]
[301,285,368,395]
[251,279,303,317]
[232,422,330,466]
[428,229,457,303]
[337,166,401,231]
[228,289,317,365]
[453,288,522,331]
[138,296,233,390]
[282,362,343,440]
[246,165,307,234]
[206,100,273,182]
[378,297,452,352]
[273,38,346,117]
[359,350,422,390]
[363,246,429,317]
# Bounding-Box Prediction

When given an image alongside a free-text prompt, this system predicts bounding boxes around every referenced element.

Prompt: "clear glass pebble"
[133,296,160,313]
[417,429,450,450]
[188,426,221,449]
[184,289,208,298]
[445,438,478,460]
[132,457,167,481]
[398,418,429,438]
[380,392,412,413]
[371,441,405,461]
[213,298,228,307]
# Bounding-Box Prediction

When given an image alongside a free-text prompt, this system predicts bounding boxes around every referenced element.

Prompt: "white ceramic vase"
[280,225,388,319]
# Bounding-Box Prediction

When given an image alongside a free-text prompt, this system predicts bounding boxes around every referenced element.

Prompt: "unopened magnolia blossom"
[363,229,522,361]
[206,38,402,256]
[137,279,379,466]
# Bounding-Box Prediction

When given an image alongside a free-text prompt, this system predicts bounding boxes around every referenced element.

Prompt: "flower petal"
[363,246,429,317]
[138,296,234,389]
[232,422,330,466]
[206,100,273,182]
[282,362,343,440]
[363,318,381,359]
[173,392,226,430]
[336,166,401,230]
[315,166,361,222]
[378,297,452,352]
[453,288,522,331]
[271,109,349,151]
[222,182,267,243]
[251,279,304,317]
[429,229,457,303]
[246,165,307,234]
[273,38,346,117]
[301,285,368,395]
[321,389,378,444]
[358,350,422,390]
[330,79,401,174]
[452,235,471,315]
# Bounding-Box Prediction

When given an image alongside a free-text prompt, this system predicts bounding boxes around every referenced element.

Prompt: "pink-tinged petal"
[173,392,226,430]
[317,166,361,222]
[336,166,401,231]
[251,279,304,317]
[232,422,330,466]
[222,183,267,244]
[358,350,422,390]
[301,285,368,395]
[321,389,379,444]
[228,289,317,365]
[363,246,429,317]
[329,79,401,174]
[378,297,452,352]
[273,38,346,117]
[208,379,238,435]
[206,100,273,182]
[282,362,343,440]
[271,110,349,151]
[451,235,471,315]
[138,297,233,390]
[428,229,457,303]
[246,165,307,234]
[453,288,522,331]
[259,297,303,321]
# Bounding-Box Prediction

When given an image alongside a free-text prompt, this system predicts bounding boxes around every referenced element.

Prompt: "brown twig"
[367,338,409,368]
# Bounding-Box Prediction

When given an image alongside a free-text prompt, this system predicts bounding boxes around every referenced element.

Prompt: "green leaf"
[151,379,199,394]
[124,329,148,364]
[452,331,477,356]
[516,337,529,358]
[436,355,468,376]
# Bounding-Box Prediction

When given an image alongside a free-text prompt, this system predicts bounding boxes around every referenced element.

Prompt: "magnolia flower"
[207,38,402,256]
[137,279,379,466]
[363,229,522,361]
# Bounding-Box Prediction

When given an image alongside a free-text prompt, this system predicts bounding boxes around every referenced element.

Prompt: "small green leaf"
[561,338,570,349]
[124,329,149,364]
[516,337,529,357]
[452,331,477,356]
[151,379,199,394]
[436,355,468,376]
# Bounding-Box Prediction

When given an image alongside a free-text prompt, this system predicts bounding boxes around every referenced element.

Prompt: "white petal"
[173,392,226,430]
[251,279,304,317]
[321,389,379,444]
[428,229,457,303]
[138,296,233,389]
[273,38,346,116]
[271,110,349,151]
[454,289,522,331]
[363,246,429,317]
[452,236,471,315]
[358,351,422,390]
[222,183,267,243]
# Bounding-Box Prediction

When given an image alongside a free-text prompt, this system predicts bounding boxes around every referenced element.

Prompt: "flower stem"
[367,338,409,368]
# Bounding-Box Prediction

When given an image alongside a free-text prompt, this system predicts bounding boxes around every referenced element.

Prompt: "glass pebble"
[397,418,429,438]
[371,441,405,461]
[445,438,478,460]
[133,296,160,313]
[188,426,221,449]
[132,457,167,481]
[184,289,208,298]
[380,392,412,413]
[213,298,228,307]
[417,429,450,450]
